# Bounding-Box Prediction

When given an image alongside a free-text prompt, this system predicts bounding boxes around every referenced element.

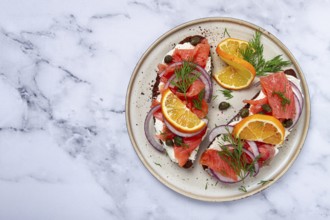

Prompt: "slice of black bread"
[151,35,212,168]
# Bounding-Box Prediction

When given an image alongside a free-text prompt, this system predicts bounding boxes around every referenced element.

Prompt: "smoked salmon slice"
[260,72,296,119]
[243,96,268,114]
[172,39,210,68]
[200,149,238,181]
[175,80,205,99]
[174,128,207,167]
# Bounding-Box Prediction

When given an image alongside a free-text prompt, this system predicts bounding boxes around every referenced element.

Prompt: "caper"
[190,36,201,46]
[261,104,272,113]
[239,108,249,118]
[165,139,174,147]
[173,136,183,146]
[219,101,230,110]
[282,119,293,128]
[164,55,173,64]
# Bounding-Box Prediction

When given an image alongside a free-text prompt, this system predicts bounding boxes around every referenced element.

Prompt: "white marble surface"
[0,0,328,219]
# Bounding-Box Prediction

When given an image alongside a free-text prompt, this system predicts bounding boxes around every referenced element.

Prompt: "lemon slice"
[161,89,206,133]
[232,114,285,145]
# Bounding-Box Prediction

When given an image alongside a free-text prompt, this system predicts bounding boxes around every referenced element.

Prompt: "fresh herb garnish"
[258,179,273,186]
[272,91,291,107]
[239,185,247,193]
[173,136,189,148]
[173,136,183,146]
[241,31,291,76]
[154,162,162,167]
[193,89,205,110]
[217,132,260,180]
[212,95,218,101]
[205,182,208,190]
[223,28,231,38]
[219,89,233,100]
[171,61,200,98]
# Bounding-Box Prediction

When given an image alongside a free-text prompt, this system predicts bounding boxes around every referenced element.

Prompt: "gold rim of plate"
[125,17,311,202]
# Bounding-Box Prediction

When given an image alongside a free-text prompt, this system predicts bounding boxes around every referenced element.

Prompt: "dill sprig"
[258,179,273,186]
[171,61,200,97]
[219,89,233,100]
[272,82,290,109]
[272,91,291,107]
[241,31,291,76]
[223,28,231,38]
[154,162,162,167]
[239,185,247,193]
[212,95,218,101]
[218,131,260,179]
[193,89,205,110]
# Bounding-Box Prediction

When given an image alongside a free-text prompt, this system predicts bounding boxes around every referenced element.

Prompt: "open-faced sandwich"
[144,35,213,168]
[200,32,304,183]
[201,70,304,183]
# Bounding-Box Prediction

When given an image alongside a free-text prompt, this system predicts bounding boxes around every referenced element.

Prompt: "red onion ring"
[159,62,183,78]
[246,141,259,158]
[163,119,207,138]
[243,148,260,177]
[144,105,165,152]
[246,141,260,176]
[288,92,302,131]
[209,168,247,184]
[207,125,233,143]
[253,81,261,87]
[290,81,304,110]
[194,64,213,103]
[194,69,213,103]
[164,74,176,89]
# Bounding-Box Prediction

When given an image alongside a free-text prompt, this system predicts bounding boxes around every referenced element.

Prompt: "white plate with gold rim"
[125,17,310,202]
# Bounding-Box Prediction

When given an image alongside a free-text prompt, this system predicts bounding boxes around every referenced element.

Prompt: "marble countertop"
[0,0,329,219]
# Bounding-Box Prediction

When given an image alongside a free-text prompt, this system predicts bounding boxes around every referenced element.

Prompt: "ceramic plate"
[125,17,310,201]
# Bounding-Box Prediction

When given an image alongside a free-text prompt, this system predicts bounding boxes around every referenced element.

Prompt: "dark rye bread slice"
[152,35,212,168]
[202,69,299,170]
[152,35,209,99]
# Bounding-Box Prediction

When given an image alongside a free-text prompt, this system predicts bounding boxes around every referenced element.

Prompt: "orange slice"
[215,38,256,90]
[161,89,206,133]
[216,38,249,58]
[232,114,285,145]
[213,66,255,90]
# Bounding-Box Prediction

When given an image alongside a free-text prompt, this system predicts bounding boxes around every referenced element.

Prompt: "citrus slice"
[161,89,206,133]
[232,114,285,145]
[215,38,256,89]
[216,38,249,59]
[213,66,255,90]
[216,38,255,74]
